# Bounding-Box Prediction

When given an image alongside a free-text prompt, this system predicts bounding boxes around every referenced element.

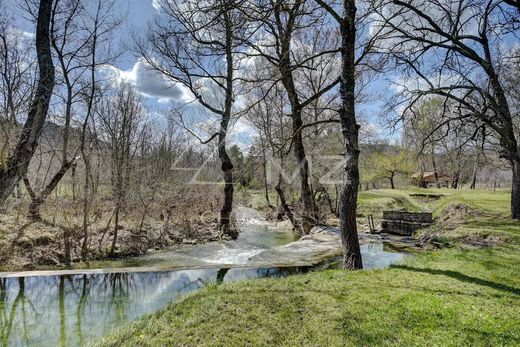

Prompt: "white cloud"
[232,118,256,135]
[227,118,256,151]
[103,59,193,103]
[151,0,162,11]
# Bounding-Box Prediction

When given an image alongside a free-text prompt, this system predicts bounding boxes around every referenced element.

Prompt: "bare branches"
[380,0,518,152]
[376,0,520,217]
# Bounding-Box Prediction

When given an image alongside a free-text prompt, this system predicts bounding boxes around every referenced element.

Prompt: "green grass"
[357,188,512,217]
[357,189,424,216]
[94,188,520,347]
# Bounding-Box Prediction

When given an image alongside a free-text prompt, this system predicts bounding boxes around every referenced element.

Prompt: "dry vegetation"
[0,185,227,271]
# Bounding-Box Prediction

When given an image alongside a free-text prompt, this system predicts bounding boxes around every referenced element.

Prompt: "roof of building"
[411,171,451,181]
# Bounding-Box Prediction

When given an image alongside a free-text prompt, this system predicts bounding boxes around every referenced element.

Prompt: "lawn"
[94,189,520,347]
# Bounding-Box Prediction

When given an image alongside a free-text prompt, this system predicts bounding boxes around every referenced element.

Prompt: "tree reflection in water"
[217,268,229,283]
[0,266,304,346]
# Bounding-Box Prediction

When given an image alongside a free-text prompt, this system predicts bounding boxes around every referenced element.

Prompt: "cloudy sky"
[111,0,263,147]
[113,1,391,146]
[5,0,390,147]
[109,1,188,103]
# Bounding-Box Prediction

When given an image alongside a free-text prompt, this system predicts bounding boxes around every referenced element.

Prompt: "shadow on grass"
[392,265,520,296]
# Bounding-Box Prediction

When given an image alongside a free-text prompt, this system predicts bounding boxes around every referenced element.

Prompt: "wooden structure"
[411,171,452,188]
[381,210,433,236]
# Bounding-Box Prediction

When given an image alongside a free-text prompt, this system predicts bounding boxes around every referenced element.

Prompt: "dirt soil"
[417,203,504,249]
[437,203,482,228]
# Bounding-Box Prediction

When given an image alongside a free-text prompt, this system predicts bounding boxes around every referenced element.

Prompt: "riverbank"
[94,189,520,346]
[0,186,229,271]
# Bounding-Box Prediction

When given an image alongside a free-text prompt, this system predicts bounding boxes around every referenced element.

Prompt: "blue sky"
[114,1,397,142]
[4,0,396,146]
[114,0,156,70]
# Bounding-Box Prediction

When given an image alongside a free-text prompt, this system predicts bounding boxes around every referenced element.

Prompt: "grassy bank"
[95,189,520,346]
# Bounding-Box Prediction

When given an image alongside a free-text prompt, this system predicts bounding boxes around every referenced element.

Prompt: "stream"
[0,207,411,346]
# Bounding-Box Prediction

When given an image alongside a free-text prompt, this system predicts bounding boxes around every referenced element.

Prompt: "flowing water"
[0,207,411,346]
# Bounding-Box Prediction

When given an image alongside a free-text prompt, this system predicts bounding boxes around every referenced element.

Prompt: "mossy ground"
[94,189,520,346]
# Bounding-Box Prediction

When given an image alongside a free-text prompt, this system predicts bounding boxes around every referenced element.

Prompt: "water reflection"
[1,278,30,347]
[0,267,307,347]
[361,242,408,268]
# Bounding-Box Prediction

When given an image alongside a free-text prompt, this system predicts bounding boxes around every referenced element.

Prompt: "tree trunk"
[81,155,91,259]
[79,9,100,259]
[71,162,76,200]
[0,0,55,204]
[263,160,271,206]
[260,139,271,207]
[110,202,120,256]
[320,185,338,217]
[25,159,77,220]
[219,150,234,237]
[431,154,440,188]
[63,227,71,265]
[31,36,78,213]
[512,156,520,219]
[389,174,395,189]
[275,173,300,231]
[24,178,44,221]
[451,171,459,189]
[470,152,480,190]
[338,0,362,270]
[273,2,317,234]
[217,96,234,237]
[218,7,235,239]
[15,183,22,199]
[419,160,426,188]
[291,112,317,234]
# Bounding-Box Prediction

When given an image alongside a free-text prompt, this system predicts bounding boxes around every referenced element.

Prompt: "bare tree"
[314,0,361,268]
[98,84,144,256]
[0,0,55,205]
[78,0,121,259]
[0,7,35,168]
[140,0,252,237]
[377,0,520,219]
[22,0,121,220]
[246,82,301,230]
[244,0,342,233]
[24,0,84,219]
[314,0,385,268]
